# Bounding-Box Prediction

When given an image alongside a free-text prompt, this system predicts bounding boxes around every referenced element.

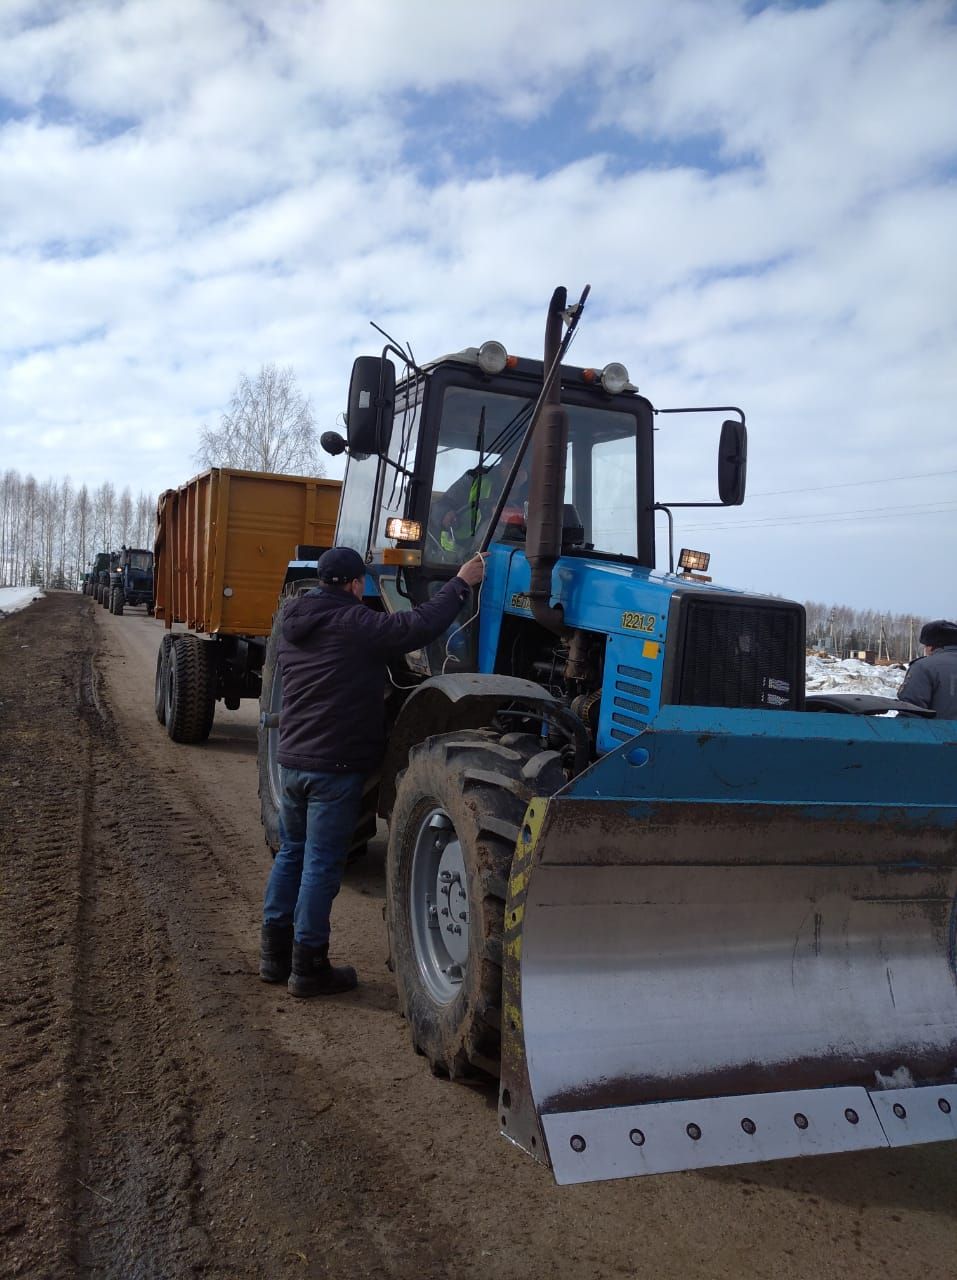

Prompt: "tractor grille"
[668,595,805,711]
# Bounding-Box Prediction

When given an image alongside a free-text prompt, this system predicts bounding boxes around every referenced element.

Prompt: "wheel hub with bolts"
[410,808,471,1003]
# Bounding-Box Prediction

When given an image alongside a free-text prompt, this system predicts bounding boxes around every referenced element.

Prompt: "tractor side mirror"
[718,419,747,505]
[346,356,395,458]
[320,431,347,457]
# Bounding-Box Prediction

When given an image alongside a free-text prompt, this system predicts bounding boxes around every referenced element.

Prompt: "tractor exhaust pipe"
[525,287,570,636]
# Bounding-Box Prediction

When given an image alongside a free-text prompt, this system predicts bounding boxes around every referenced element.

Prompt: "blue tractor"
[108,546,154,616]
[259,286,957,1185]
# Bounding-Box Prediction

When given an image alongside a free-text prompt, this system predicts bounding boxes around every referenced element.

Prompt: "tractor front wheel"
[386,730,563,1080]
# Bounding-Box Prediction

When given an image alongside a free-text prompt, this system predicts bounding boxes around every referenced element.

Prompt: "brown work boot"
[259,923,294,983]
[288,942,358,997]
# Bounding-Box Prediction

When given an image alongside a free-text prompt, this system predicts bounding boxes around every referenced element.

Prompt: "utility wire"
[677,500,957,534]
[748,467,957,499]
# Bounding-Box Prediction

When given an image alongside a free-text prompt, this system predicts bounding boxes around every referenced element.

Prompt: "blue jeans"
[262,766,365,948]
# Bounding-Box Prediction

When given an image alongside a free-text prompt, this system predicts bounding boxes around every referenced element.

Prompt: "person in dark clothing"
[260,544,486,996]
[897,619,957,720]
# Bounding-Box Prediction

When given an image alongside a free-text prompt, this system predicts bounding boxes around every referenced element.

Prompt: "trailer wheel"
[165,634,216,743]
[387,730,563,1080]
[154,634,174,725]
[111,587,124,615]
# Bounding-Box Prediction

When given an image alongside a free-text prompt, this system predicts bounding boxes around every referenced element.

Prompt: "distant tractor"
[90,551,114,604]
[108,546,154,616]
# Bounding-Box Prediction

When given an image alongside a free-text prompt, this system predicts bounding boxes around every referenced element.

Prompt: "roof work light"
[678,548,711,573]
[477,341,509,375]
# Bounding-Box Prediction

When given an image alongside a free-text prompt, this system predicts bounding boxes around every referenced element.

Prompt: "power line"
[676,500,957,534]
[748,468,957,499]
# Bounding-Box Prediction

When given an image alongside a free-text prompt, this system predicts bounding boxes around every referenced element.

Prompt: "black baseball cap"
[919,619,957,648]
[317,546,366,584]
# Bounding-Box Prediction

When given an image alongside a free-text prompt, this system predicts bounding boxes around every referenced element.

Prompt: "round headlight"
[600,362,630,395]
[478,341,508,375]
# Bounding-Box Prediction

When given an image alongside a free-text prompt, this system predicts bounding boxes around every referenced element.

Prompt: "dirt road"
[3,592,957,1278]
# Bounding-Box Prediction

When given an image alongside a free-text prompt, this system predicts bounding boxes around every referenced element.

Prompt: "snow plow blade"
[499,706,957,1184]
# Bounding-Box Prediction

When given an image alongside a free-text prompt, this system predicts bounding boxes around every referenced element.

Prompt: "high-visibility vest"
[441,471,493,551]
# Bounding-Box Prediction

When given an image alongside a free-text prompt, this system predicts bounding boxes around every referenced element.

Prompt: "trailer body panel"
[154,468,340,636]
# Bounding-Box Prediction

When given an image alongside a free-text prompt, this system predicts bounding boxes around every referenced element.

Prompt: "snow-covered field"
[0,586,45,616]
[805,653,905,698]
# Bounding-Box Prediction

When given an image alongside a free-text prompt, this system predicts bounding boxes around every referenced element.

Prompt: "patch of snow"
[0,586,45,617]
[805,653,906,699]
[874,1066,916,1090]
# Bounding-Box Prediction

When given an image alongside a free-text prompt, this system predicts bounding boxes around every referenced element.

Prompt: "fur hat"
[919,619,957,648]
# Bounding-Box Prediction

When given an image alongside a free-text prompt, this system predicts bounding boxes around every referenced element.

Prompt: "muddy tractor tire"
[110,587,124,615]
[165,634,217,744]
[386,730,564,1080]
[257,602,288,853]
[154,633,174,725]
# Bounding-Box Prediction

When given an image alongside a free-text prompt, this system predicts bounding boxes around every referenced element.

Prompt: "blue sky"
[1,0,955,613]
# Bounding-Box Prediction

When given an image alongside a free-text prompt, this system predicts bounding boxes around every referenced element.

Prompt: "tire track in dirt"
[67,600,451,1277]
[67,650,213,1276]
[1,596,98,1277]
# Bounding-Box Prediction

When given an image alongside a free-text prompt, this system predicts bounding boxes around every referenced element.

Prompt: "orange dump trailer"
[152,468,341,743]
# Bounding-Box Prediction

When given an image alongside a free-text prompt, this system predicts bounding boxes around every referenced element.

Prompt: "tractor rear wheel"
[386,730,564,1080]
[165,634,216,743]
[257,599,289,852]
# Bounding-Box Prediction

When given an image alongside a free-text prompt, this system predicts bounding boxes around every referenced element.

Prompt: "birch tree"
[195,363,322,475]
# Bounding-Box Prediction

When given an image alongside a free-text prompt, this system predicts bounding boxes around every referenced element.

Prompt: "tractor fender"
[378,673,558,819]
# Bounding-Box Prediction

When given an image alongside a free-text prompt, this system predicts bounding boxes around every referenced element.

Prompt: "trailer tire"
[154,634,174,725]
[386,729,563,1080]
[165,634,216,743]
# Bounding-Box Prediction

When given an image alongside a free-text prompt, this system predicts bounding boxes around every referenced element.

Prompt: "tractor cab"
[120,547,154,578]
[326,347,656,580]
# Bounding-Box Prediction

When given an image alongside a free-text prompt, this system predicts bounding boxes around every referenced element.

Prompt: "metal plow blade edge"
[498,706,957,1185]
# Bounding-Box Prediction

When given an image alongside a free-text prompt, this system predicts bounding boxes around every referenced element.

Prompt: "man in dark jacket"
[897,620,957,720]
[260,545,486,997]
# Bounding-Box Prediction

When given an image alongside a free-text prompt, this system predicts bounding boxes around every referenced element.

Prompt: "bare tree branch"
[195,363,323,476]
